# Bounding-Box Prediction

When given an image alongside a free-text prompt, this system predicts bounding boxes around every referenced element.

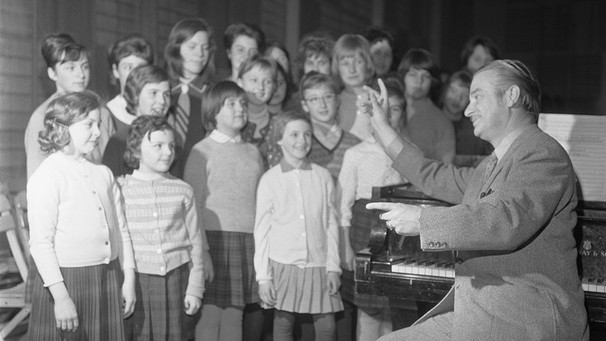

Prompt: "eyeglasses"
[304,93,336,106]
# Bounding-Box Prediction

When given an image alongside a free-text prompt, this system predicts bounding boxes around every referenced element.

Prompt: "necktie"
[174,84,190,145]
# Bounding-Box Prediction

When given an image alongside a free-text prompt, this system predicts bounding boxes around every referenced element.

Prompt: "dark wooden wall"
[1,0,605,192]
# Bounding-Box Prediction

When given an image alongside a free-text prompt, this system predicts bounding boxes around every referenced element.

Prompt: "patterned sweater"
[117,171,205,298]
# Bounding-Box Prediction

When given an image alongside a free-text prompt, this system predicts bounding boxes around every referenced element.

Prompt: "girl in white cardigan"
[27,91,136,341]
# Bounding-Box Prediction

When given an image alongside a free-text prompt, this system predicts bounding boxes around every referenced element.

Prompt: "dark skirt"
[203,231,260,308]
[27,259,126,341]
[341,200,390,309]
[124,263,196,341]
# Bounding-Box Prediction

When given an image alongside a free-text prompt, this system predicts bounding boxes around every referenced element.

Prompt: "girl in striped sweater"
[118,115,207,340]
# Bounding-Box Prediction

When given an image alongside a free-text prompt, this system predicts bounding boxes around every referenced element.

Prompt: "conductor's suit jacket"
[389,124,589,340]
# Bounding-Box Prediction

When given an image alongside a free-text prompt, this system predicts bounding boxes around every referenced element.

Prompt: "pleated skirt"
[270,260,344,314]
[124,263,196,341]
[27,259,126,341]
[203,231,260,308]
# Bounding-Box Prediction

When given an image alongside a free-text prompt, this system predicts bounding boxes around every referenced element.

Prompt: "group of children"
[23,15,496,341]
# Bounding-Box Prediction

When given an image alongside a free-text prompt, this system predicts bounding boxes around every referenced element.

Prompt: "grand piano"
[355,183,606,329]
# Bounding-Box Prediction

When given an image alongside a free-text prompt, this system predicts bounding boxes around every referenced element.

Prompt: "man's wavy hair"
[477,59,541,116]
[38,90,102,154]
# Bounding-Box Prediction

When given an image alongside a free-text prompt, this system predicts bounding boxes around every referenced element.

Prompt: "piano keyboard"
[582,278,606,293]
[391,259,455,279]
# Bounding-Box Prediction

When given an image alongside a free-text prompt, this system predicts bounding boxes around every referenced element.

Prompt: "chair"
[11,192,29,261]
[0,193,29,341]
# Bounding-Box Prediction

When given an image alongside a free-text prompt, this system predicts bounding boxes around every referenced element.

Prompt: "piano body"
[355,183,606,328]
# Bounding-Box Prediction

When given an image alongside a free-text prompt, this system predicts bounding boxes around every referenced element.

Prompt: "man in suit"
[363,60,589,340]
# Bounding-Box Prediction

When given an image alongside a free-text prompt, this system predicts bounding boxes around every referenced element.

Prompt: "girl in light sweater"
[118,115,206,340]
[27,91,136,341]
[184,81,265,341]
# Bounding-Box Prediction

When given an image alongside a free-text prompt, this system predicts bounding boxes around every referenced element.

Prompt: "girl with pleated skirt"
[27,91,136,341]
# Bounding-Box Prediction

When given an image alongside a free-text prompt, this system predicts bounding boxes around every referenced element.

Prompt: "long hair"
[164,17,216,82]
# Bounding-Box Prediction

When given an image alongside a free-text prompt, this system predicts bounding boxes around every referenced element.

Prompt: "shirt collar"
[107,95,135,125]
[131,169,168,181]
[493,125,533,162]
[209,129,242,143]
[279,159,312,172]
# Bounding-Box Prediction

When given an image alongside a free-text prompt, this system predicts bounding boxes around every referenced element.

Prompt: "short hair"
[274,62,294,105]
[265,40,293,81]
[224,22,266,53]
[38,90,102,153]
[477,59,542,115]
[41,33,88,69]
[460,36,500,68]
[201,80,247,131]
[439,70,472,107]
[123,64,169,115]
[124,115,175,169]
[364,26,395,50]
[331,34,375,88]
[397,48,442,102]
[299,71,338,99]
[296,32,335,70]
[164,17,216,82]
[271,110,312,143]
[107,34,154,68]
[236,54,277,81]
[381,71,406,95]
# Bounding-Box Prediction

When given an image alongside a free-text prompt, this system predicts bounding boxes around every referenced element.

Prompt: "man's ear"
[47,67,58,82]
[505,85,520,108]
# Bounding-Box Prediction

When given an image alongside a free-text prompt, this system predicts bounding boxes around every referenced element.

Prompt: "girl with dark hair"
[184,81,265,341]
[102,64,170,176]
[397,48,455,164]
[164,17,216,177]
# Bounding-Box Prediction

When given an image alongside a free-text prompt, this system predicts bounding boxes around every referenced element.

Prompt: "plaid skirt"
[341,200,390,309]
[203,231,260,308]
[270,260,344,314]
[27,259,126,341]
[124,263,196,341]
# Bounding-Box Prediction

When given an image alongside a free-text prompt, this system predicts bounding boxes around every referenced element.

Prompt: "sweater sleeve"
[254,174,274,282]
[183,145,210,252]
[27,168,64,287]
[184,193,205,298]
[112,175,135,270]
[337,149,357,228]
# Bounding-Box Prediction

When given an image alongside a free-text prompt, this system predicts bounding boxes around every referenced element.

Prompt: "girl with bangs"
[397,48,455,164]
[332,34,376,141]
[184,81,265,341]
[25,33,114,178]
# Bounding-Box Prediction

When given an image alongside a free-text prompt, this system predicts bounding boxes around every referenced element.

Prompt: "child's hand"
[326,272,341,296]
[122,269,136,318]
[342,243,355,272]
[54,295,79,332]
[259,281,276,307]
[203,250,215,283]
[183,295,202,315]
